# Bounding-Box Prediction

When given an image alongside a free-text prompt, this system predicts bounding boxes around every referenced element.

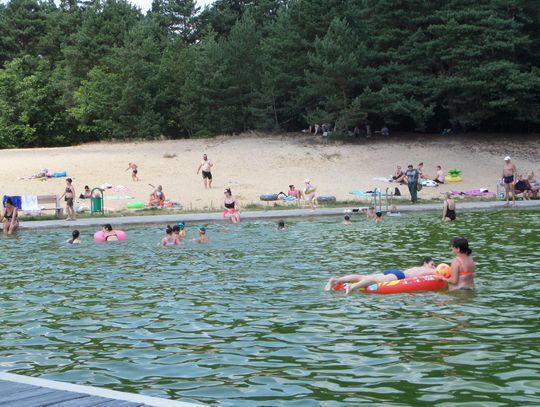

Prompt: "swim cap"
[177,222,185,228]
[435,263,451,278]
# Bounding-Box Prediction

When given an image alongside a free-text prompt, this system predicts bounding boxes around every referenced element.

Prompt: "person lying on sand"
[19,168,49,180]
[324,257,436,293]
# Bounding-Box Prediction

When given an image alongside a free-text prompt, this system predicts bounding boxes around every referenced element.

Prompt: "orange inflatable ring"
[334,275,446,294]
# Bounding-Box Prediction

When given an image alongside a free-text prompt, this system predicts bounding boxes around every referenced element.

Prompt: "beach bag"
[394,187,401,196]
[416,182,423,191]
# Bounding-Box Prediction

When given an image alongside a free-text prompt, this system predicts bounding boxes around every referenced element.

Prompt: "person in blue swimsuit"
[324,257,436,292]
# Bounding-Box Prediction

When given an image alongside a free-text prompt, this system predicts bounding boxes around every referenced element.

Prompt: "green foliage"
[0,0,539,148]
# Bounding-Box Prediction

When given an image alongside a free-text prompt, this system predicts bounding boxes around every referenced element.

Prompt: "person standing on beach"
[502,156,517,206]
[197,154,213,188]
[60,178,76,221]
[405,165,419,203]
[126,163,139,182]
[304,179,317,210]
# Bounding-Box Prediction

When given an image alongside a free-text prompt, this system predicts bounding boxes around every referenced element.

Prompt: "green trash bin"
[92,196,102,212]
[90,187,104,215]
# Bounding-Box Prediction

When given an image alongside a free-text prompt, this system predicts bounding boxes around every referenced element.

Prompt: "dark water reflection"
[1,209,539,406]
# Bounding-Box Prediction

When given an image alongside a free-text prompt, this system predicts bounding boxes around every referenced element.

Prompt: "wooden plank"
[0,381,35,394]
[6,389,88,407]
[51,395,133,407]
[0,387,57,403]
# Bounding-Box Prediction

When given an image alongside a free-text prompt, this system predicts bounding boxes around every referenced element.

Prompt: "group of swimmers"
[324,237,475,292]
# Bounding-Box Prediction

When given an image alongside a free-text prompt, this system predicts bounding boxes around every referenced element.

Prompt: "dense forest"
[0,0,539,148]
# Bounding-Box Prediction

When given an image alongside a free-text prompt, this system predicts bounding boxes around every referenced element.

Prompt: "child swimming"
[161,225,180,247]
[196,227,209,244]
[67,230,81,244]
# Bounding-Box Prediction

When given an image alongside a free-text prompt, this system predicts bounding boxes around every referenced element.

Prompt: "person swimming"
[342,215,352,225]
[277,220,286,230]
[102,224,118,242]
[161,225,180,247]
[374,211,383,223]
[172,222,187,239]
[442,192,456,222]
[67,230,81,244]
[196,227,209,244]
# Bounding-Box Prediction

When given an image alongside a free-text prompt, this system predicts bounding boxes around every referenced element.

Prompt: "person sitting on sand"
[324,257,436,293]
[417,162,426,180]
[67,230,81,244]
[223,188,241,223]
[126,163,139,182]
[342,215,352,225]
[161,225,180,247]
[79,185,91,199]
[433,165,445,184]
[102,224,118,242]
[2,197,19,235]
[391,165,405,184]
[442,192,457,222]
[304,179,317,210]
[196,227,209,244]
[287,185,304,200]
[149,184,165,206]
[439,237,475,291]
[527,172,540,197]
[514,174,533,200]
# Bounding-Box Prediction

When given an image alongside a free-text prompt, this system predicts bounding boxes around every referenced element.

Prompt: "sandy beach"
[1,133,538,213]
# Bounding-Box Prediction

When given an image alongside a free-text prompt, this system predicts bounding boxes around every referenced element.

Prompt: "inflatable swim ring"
[94,230,127,241]
[445,175,462,182]
[333,275,445,294]
[260,194,279,201]
[316,196,336,203]
[304,188,317,195]
[126,201,144,209]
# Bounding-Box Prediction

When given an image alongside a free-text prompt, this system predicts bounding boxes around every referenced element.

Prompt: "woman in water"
[441,237,475,291]
[173,222,187,239]
[67,230,81,244]
[2,197,19,235]
[442,192,456,222]
[161,225,180,247]
[196,227,209,244]
[304,179,317,210]
[102,224,118,242]
[60,178,76,221]
[223,188,240,223]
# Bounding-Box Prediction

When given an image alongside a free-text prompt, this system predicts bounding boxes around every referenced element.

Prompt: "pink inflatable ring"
[93,230,127,241]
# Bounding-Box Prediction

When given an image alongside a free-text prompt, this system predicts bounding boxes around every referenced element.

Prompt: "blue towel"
[49,171,67,178]
[3,195,22,209]
[350,191,382,197]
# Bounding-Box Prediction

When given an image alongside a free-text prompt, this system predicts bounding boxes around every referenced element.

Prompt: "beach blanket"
[49,171,67,178]
[351,191,382,197]
[21,195,40,213]
[373,177,392,182]
[2,195,22,209]
[110,185,129,193]
[104,195,134,201]
[450,189,496,197]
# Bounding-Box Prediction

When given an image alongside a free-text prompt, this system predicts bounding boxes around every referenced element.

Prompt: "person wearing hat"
[502,156,517,206]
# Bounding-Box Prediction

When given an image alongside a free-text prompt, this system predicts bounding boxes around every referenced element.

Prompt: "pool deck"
[0,372,203,407]
[16,199,540,230]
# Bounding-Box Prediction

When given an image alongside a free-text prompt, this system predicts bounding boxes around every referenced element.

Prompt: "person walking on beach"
[304,179,317,210]
[502,156,517,206]
[126,163,139,182]
[60,178,76,221]
[405,165,419,203]
[197,154,213,188]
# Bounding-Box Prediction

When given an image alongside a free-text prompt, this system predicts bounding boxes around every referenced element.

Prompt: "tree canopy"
[0,0,538,148]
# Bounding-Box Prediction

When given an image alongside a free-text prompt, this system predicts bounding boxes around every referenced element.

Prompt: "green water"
[1,210,540,406]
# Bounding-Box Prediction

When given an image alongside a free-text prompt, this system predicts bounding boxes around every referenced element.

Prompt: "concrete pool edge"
[12,199,540,231]
[0,372,204,406]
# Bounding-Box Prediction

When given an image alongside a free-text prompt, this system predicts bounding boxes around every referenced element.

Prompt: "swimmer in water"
[374,211,383,223]
[366,206,376,219]
[277,220,286,230]
[324,257,436,292]
[102,224,118,242]
[176,222,187,238]
[67,230,81,244]
[342,215,352,225]
[440,237,475,291]
[161,225,180,247]
[196,227,209,244]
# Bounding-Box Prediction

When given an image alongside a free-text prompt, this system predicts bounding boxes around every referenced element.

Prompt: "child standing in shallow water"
[196,227,209,244]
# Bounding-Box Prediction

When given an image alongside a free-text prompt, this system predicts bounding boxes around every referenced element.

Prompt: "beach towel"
[104,195,134,201]
[450,190,496,197]
[373,177,392,182]
[2,195,22,209]
[421,180,438,187]
[350,191,382,197]
[49,171,67,178]
[110,185,129,193]
[21,195,40,213]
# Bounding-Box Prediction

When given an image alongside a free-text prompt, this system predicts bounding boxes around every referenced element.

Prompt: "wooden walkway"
[0,372,203,407]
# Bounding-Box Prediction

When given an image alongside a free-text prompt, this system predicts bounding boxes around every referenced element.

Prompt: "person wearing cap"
[502,156,517,206]
[304,178,317,210]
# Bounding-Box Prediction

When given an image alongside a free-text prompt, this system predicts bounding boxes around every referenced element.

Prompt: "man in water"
[502,156,517,206]
[197,153,214,188]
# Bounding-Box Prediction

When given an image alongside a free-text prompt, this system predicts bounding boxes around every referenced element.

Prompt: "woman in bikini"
[60,178,76,221]
[2,197,19,235]
[442,192,457,222]
[223,188,240,224]
[102,224,118,242]
[441,237,475,291]
[161,225,180,247]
